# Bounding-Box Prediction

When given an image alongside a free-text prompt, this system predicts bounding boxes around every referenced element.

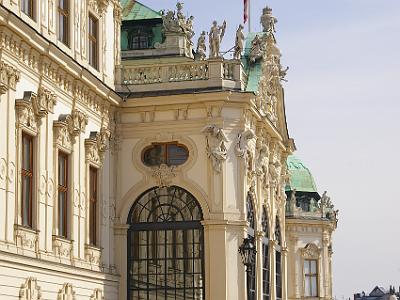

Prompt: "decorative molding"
[66,109,88,136]
[89,0,111,16]
[35,86,57,115]
[53,121,73,152]
[151,164,176,188]
[90,289,104,300]
[15,96,38,134]
[57,283,75,300]
[19,277,42,300]
[0,60,20,95]
[85,244,102,266]
[52,236,73,259]
[201,125,228,173]
[234,129,255,160]
[15,225,38,251]
[301,243,320,259]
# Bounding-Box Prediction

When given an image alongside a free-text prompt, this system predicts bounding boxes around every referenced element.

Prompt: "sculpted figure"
[183,16,195,43]
[209,20,226,58]
[196,31,207,60]
[234,129,255,159]
[201,125,228,173]
[249,34,264,62]
[260,6,277,33]
[233,24,245,60]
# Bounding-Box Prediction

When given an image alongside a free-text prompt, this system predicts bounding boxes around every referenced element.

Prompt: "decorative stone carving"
[88,0,110,16]
[209,20,226,58]
[52,236,73,259]
[302,243,320,258]
[152,164,176,188]
[35,86,57,114]
[19,277,41,300]
[196,31,207,60]
[260,6,277,33]
[233,24,245,60]
[15,94,39,133]
[90,289,104,300]
[234,129,255,164]
[85,129,109,167]
[53,121,73,152]
[0,61,20,95]
[201,125,228,173]
[58,283,75,300]
[65,109,88,136]
[249,34,265,63]
[15,225,38,251]
[85,244,102,266]
[96,127,111,152]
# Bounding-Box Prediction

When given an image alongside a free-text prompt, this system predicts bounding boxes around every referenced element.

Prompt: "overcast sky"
[141,0,400,297]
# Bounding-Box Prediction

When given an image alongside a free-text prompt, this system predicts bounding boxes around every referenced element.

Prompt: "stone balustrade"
[116,58,246,94]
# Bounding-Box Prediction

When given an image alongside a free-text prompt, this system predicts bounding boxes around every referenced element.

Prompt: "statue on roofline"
[233,24,245,60]
[209,20,226,58]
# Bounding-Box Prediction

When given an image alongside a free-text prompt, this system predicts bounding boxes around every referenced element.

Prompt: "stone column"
[322,232,330,298]
[269,239,277,300]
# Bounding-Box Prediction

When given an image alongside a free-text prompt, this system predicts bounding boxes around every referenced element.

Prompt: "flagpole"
[248,0,251,32]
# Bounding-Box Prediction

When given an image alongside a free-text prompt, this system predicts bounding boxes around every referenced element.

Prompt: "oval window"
[142,142,189,166]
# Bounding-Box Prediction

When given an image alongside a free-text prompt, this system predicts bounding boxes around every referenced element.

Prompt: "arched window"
[127,186,204,299]
[262,208,270,300]
[246,193,256,300]
[275,216,282,300]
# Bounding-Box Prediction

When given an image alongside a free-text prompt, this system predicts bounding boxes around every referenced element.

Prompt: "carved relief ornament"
[66,109,88,136]
[301,243,320,259]
[0,61,20,95]
[19,277,42,300]
[58,283,75,300]
[201,125,228,173]
[85,129,110,167]
[234,129,255,161]
[53,120,73,152]
[89,0,110,16]
[90,289,104,300]
[152,164,176,188]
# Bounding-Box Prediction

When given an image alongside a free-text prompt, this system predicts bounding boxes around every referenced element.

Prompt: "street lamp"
[239,237,257,300]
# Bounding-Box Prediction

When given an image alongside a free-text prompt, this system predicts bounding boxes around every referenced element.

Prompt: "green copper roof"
[120,0,162,21]
[285,156,318,193]
[242,32,267,92]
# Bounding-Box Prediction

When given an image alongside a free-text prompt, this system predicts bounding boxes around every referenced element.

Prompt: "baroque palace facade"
[0,0,338,299]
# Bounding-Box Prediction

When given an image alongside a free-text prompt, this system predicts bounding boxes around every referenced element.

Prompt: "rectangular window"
[304,259,318,297]
[58,0,69,46]
[88,14,98,69]
[89,166,98,245]
[21,133,33,228]
[21,0,34,19]
[58,152,68,237]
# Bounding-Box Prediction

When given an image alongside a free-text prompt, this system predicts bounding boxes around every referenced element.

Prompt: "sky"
[141,0,400,298]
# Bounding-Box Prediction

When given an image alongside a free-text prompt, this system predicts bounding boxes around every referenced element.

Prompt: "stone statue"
[249,34,264,62]
[209,20,226,58]
[196,31,207,60]
[260,6,277,33]
[234,129,255,159]
[201,125,228,173]
[184,16,195,42]
[233,24,245,60]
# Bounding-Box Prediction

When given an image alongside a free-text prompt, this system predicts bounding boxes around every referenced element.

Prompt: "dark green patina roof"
[285,155,318,193]
[120,0,162,21]
[241,32,267,92]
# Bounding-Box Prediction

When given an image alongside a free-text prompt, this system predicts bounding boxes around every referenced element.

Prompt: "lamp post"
[239,237,257,300]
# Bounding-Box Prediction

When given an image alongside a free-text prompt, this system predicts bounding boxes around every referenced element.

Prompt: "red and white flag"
[244,0,249,24]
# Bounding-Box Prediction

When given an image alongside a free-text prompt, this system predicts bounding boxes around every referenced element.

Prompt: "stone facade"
[0,1,337,299]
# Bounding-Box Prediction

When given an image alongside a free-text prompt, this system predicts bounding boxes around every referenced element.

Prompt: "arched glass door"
[127,186,205,300]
